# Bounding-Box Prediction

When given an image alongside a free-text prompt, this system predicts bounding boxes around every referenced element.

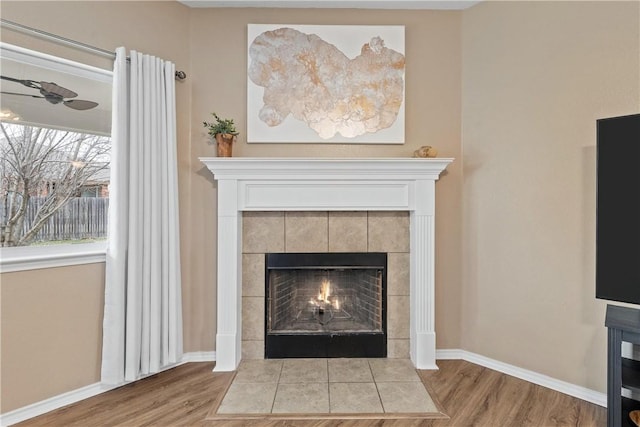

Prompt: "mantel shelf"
[199,157,454,181]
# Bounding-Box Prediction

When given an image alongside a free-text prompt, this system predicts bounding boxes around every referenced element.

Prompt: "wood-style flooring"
[13,359,606,426]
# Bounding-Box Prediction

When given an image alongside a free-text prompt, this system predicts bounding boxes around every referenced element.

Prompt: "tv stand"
[605,304,640,427]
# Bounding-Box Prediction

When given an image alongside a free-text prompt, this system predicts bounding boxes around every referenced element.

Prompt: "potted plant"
[203,112,238,157]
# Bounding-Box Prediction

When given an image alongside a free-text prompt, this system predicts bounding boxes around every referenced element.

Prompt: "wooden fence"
[1,197,109,243]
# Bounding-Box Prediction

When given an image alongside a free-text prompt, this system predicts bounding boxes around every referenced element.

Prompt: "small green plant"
[203,112,238,137]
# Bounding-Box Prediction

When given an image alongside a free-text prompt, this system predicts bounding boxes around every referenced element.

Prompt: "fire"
[310,279,341,312]
[317,279,331,303]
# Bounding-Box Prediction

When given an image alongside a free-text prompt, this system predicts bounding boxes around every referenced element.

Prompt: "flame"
[318,279,331,303]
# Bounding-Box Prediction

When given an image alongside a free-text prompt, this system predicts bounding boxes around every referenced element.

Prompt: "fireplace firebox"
[265,252,387,358]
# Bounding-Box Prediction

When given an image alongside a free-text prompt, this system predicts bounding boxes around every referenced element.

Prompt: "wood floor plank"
[12,360,606,427]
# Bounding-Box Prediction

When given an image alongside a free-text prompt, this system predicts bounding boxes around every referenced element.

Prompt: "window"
[0,43,112,248]
[0,43,112,270]
[0,124,111,246]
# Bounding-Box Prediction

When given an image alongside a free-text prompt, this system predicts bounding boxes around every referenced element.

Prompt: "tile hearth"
[210,358,446,419]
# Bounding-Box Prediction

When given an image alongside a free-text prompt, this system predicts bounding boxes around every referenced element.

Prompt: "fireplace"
[265,252,387,358]
[200,157,452,372]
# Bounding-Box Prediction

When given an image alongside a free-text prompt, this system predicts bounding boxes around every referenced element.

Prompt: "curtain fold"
[101,48,183,384]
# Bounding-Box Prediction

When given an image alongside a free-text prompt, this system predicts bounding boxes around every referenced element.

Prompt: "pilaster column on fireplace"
[213,179,243,372]
[410,179,437,369]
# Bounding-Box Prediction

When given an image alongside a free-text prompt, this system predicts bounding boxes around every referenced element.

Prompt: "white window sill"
[0,242,107,273]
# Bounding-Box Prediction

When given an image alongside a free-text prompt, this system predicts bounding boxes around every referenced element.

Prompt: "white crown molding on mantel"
[178,0,482,10]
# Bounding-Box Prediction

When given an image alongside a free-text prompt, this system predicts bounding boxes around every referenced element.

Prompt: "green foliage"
[203,112,238,137]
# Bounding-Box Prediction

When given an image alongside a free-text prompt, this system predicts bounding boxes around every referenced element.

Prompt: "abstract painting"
[247,24,405,143]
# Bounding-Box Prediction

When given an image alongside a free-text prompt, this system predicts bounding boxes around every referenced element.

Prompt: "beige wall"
[1,264,105,412]
[461,1,640,392]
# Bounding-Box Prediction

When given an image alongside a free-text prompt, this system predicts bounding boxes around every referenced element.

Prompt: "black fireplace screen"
[265,252,387,358]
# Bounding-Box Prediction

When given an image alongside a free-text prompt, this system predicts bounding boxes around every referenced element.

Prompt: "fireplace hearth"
[265,252,387,358]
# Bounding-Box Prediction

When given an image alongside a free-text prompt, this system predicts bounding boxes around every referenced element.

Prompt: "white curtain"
[101,47,183,384]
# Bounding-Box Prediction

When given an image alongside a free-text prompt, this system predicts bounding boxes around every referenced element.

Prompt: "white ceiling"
[178,0,481,9]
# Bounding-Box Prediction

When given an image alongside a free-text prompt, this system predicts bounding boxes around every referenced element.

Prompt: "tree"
[0,122,110,246]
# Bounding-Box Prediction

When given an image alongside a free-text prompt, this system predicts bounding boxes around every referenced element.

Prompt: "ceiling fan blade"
[1,91,44,99]
[63,99,98,110]
[1,75,39,90]
[39,81,77,99]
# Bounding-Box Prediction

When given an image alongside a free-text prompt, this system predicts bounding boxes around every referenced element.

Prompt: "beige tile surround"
[241,211,410,360]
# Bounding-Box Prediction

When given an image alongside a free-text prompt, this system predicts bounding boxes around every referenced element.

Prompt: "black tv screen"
[596,113,640,305]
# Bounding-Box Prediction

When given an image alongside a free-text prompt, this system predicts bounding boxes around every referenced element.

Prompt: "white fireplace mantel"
[200,157,453,372]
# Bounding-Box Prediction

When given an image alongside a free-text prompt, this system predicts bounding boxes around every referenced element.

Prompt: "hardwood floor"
[13,360,606,426]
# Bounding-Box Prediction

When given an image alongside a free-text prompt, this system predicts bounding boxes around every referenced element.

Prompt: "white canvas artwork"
[247,24,405,144]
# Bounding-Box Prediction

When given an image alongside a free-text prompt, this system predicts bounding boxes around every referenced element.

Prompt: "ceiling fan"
[0,75,99,110]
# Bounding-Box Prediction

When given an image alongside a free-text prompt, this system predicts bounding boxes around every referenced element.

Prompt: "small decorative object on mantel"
[203,112,238,157]
[412,145,438,158]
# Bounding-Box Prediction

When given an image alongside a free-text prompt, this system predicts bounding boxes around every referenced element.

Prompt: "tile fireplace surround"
[200,157,452,372]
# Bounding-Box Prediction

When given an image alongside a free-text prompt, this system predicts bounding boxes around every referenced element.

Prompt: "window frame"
[0,42,113,272]
[0,241,107,273]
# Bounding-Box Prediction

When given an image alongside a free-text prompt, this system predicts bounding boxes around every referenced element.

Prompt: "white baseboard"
[0,382,118,427]
[181,351,216,362]
[436,349,607,407]
[0,351,217,427]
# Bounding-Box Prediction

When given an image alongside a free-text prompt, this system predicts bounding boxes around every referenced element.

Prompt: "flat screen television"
[596,113,640,305]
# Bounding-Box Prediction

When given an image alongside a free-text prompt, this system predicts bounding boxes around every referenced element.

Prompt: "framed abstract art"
[247,24,405,144]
